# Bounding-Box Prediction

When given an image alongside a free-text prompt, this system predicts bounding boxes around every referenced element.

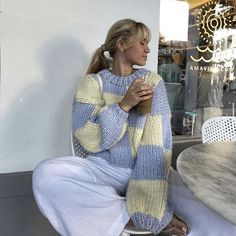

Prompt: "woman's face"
[122,36,150,66]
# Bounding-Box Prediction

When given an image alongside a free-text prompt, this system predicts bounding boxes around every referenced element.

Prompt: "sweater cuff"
[131,202,174,234]
[99,103,128,126]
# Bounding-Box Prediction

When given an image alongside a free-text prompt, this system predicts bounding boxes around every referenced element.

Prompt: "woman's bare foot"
[161,214,188,236]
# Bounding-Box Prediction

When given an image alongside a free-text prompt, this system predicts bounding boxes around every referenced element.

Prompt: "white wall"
[0,0,160,173]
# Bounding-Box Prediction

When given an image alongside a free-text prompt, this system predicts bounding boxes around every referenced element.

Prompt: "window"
[158,0,236,137]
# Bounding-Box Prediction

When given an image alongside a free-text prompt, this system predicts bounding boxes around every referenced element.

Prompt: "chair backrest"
[71,131,88,157]
[71,73,103,158]
[202,116,236,143]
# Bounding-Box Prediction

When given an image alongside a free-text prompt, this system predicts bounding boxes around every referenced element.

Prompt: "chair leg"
[120,232,130,236]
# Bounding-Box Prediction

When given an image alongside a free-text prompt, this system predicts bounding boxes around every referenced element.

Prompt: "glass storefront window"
[158,0,236,137]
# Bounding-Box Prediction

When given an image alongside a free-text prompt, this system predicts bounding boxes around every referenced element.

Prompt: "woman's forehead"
[136,28,151,41]
[127,36,148,44]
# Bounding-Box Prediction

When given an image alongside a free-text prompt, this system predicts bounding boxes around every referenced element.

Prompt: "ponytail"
[86,46,111,74]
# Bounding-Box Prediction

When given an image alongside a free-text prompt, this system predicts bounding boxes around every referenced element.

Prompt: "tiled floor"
[0,192,157,236]
[0,171,58,236]
[0,194,59,236]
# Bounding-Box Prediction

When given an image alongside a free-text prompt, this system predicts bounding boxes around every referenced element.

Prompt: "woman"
[33,19,236,236]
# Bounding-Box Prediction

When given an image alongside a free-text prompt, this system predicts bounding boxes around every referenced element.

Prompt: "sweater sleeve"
[126,73,174,234]
[72,74,128,153]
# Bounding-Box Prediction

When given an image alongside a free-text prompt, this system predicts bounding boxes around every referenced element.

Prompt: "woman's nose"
[145,45,150,53]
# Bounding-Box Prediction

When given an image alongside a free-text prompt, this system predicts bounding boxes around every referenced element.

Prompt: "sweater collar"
[98,68,150,86]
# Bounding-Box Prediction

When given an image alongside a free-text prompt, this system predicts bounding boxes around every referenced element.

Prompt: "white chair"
[202,116,236,143]
[71,131,152,236]
[71,131,88,157]
[121,225,152,236]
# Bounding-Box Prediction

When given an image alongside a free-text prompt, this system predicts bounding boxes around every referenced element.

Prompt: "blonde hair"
[86,19,151,74]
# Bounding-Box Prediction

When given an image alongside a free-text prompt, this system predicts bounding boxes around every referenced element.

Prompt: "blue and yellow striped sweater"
[72,68,173,234]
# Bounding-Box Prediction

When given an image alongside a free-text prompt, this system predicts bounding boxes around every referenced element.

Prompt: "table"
[177,141,236,226]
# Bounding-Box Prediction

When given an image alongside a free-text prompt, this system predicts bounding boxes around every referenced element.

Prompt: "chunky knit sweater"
[72,68,173,234]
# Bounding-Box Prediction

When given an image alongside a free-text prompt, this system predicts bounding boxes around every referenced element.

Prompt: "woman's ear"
[117,40,125,53]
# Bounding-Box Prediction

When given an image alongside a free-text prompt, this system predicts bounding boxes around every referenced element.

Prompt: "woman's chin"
[136,61,146,67]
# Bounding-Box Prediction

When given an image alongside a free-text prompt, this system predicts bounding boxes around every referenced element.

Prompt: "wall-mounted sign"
[197,1,233,44]
[191,46,214,62]
[190,1,235,69]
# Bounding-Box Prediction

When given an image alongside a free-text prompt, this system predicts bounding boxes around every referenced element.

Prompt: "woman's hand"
[161,214,188,236]
[118,78,154,112]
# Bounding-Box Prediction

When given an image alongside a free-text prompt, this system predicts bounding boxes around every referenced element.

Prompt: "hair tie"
[100,44,106,52]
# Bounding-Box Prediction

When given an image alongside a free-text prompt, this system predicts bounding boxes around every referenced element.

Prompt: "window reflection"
[158,0,236,137]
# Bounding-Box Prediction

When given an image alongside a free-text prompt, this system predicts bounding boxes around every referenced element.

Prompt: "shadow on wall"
[0,36,89,172]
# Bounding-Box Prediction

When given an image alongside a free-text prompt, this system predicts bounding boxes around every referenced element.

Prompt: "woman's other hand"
[118,78,154,112]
